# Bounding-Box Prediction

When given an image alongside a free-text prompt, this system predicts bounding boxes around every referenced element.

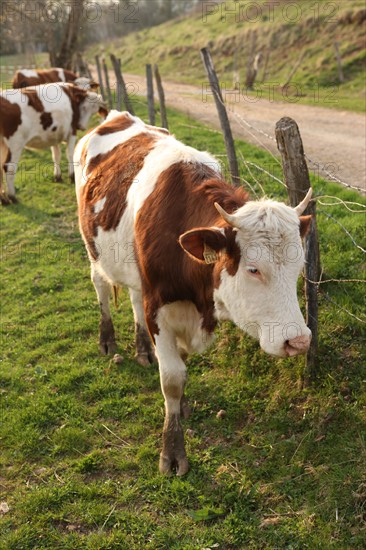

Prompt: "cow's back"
[12,68,77,88]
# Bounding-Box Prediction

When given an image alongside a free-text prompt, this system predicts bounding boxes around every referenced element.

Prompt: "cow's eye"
[247,267,260,275]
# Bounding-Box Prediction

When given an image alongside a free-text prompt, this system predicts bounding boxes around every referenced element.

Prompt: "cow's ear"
[179,228,227,264]
[299,215,312,237]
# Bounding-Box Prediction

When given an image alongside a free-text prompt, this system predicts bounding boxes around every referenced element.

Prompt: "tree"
[54,0,85,69]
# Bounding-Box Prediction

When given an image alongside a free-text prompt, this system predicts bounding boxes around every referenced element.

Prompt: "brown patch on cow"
[19,89,54,130]
[98,106,108,119]
[134,161,248,337]
[63,69,77,83]
[79,132,157,260]
[299,215,312,238]
[20,89,44,112]
[40,112,53,130]
[96,113,134,135]
[0,97,22,139]
[60,85,88,134]
[12,68,77,88]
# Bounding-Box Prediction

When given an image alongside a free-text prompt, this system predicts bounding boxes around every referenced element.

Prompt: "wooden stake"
[334,42,345,83]
[102,57,113,109]
[200,47,240,186]
[154,65,168,130]
[146,64,155,125]
[95,55,105,99]
[110,54,135,115]
[275,116,321,382]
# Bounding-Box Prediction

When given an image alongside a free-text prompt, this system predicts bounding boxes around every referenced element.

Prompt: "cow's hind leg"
[51,145,62,182]
[91,266,117,355]
[155,328,189,476]
[129,287,156,366]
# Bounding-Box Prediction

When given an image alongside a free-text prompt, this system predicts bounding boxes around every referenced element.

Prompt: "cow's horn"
[294,188,312,216]
[214,202,238,227]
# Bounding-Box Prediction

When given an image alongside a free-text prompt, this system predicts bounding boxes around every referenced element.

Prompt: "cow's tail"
[112,285,119,310]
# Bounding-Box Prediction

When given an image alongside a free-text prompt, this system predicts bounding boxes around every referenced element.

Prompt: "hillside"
[88,0,366,112]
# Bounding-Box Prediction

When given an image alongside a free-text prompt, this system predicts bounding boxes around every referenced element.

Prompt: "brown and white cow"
[74,110,313,476]
[0,83,107,204]
[12,68,99,90]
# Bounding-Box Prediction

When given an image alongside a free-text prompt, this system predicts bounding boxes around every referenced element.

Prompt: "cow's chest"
[157,301,215,355]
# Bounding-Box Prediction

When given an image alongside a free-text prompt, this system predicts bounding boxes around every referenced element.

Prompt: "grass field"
[0,99,365,549]
[88,0,366,113]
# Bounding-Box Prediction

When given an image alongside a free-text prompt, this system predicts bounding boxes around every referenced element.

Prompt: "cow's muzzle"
[284,334,312,357]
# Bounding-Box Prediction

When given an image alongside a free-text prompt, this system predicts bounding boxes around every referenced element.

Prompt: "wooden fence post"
[146,64,155,125]
[200,47,240,186]
[102,57,113,109]
[154,64,168,130]
[275,116,321,382]
[334,42,345,83]
[95,55,105,98]
[110,54,135,115]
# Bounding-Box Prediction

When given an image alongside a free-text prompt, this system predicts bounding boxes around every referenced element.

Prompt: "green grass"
[0,100,365,549]
[87,0,366,112]
[0,53,49,86]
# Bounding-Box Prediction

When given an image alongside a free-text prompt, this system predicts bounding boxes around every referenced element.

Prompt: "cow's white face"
[179,191,313,358]
[79,93,106,130]
[214,200,311,357]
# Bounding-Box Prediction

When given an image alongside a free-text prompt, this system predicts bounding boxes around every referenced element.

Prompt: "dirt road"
[97,70,366,192]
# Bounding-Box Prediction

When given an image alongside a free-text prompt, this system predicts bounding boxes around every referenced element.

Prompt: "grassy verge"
[0,99,365,549]
[88,0,365,113]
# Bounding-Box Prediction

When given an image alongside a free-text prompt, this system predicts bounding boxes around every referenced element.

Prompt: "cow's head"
[74,77,100,91]
[179,189,313,358]
[78,90,108,129]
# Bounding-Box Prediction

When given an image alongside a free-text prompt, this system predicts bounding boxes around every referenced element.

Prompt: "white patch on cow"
[19,69,38,78]
[56,68,66,82]
[74,77,92,88]
[94,197,106,213]
[157,302,215,355]
[85,117,144,163]
[128,137,221,216]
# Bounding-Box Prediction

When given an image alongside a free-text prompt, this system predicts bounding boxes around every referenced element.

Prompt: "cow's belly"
[91,214,141,291]
[27,131,66,149]
[158,301,215,355]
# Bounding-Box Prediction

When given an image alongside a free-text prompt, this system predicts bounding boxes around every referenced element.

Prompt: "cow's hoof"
[0,193,12,205]
[54,175,63,183]
[159,454,189,477]
[69,174,75,184]
[136,353,151,367]
[99,340,117,355]
[136,351,157,366]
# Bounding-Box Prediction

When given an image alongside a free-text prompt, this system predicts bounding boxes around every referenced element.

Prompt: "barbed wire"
[315,195,366,213]
[322,293,366,324]
[245,161,286,187]
[318,210,366,254]
[216,91,366,195]
[304,153,366,195]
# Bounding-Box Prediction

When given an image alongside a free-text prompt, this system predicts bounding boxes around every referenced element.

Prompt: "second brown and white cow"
[74,110,313,476]
[12,68,98,90]
[0,83,107,204]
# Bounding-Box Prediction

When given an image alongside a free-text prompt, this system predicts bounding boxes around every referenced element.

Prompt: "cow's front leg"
[91,266,117,355]
[129,287,157,366]
[66,135,77,183]
[155,329,189,476]
[51,145,62,182]
[1,143,21,204]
